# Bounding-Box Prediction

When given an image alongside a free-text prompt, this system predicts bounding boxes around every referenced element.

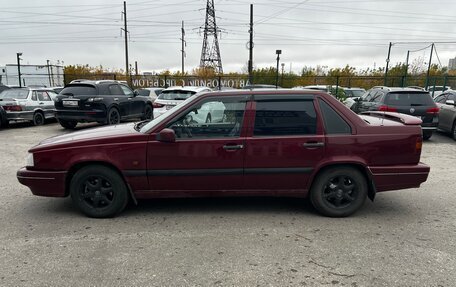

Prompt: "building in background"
[449,57,456,71]
[0,64,64,87]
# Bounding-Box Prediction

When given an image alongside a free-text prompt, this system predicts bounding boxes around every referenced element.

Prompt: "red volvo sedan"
[17,90,430,218]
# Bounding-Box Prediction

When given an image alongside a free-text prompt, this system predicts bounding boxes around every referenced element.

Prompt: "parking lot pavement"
[0,122,455,286]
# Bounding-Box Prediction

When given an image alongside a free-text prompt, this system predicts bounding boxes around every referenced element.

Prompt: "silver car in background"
[0,88,58,126]
[152,86,211,118]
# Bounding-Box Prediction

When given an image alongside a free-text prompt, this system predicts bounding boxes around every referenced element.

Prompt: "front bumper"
[369,162,430,192]
[56,109,106,123]
[17,167,67,197]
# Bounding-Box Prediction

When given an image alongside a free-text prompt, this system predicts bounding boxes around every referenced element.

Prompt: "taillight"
[416,136,423,152]
[378,105,397,112]
[153,102,164,108]
[3,105,22,111]
[426,107,439,114]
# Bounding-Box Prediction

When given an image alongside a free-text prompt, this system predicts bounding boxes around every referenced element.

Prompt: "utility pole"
[16,53,22,88]
[384,42,392,86]
[248,4,253,85]
[135,61,138,76]
[403,50,410,87]
[275,49,281,88]
[46,60,52,87]
[281,62,285,86]
[122,1,130,85]
[425,43,434,89]
[181,21,186,75]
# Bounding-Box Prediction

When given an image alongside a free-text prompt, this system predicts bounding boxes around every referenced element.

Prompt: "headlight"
[26,153,34,167]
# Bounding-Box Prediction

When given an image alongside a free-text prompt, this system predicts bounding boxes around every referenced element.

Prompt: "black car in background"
[0,105,7,128]
[354,87,439,140]
[55,80,153,129]
[434,91,456,140]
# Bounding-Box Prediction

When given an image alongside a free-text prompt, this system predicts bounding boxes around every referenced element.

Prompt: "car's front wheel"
[58,119,77,129]
[107,107,121,125]
[70,165,129,218]
[310,166,367,217]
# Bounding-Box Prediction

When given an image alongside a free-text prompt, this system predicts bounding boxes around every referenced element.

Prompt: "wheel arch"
[65,160,137,204]
[309,162,376,201]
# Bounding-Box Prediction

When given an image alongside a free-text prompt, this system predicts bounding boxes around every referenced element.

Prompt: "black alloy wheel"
[310,167,367,217]
[59,119,77,129]
[142,105,153,120]
[33,112,45,126]
[107,108,121,125]
[70,165,128,218]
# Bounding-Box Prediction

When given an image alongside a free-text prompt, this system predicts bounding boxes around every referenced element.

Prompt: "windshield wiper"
[134,119,151,131]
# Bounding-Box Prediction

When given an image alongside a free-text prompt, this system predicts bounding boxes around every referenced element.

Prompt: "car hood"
[31,123,146,152]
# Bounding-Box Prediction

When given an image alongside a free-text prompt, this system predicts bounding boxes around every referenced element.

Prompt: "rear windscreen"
[60,85,97,96]
[385,92,434,106]
[0,89,29,99]
[157,90,196,100]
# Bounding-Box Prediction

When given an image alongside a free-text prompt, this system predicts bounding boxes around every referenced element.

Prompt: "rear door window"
[37,91,51,101]
[108,85,124,95]
[253,100,317,136]
[120,85,134,97]
[318,99,352,134]
[385,92,434,106]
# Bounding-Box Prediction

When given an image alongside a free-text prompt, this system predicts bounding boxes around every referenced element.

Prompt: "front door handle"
[303,142,325,148]
[223,144,244,151]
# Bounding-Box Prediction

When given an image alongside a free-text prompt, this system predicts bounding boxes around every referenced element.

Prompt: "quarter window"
[168,97,246,139]
[318,99,351,134]
[253,100,317,136]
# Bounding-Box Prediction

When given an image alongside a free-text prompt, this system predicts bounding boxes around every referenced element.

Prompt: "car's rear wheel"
[33,112,45,126]
[452,121,456,141]
[423,131,433,140]
[59,119,77,129]
[141,104,153,120]
[107,108,120,125]
[70,165,128,218]
[310,167,367,217]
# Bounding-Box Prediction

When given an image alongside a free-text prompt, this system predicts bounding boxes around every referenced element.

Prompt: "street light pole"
[17,53,22,88]
[275,49,281,88]
[281,62,285,86]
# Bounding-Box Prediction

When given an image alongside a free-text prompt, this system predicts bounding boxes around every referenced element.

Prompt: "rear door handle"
[303,142,325,148]
[223,144,244,151]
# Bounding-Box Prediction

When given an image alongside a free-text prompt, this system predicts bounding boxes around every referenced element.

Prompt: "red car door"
[146,95,248,196]
[243,96,325,194]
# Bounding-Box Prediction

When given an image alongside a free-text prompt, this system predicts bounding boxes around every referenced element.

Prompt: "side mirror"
[133,90,139,97]
[446,100,455,106]
[156,128,176,143]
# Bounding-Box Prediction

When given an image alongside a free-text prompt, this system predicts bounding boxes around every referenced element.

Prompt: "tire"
[423,131,433,140]
[452,121,456,141]
[32,112,45,126]
[107,107,121,125]
[205,113,212,123]
[70,165,129,218]
[59,119,77,129]
[141,104,153,120]
[310,167,367,217]
[0,119,8,129]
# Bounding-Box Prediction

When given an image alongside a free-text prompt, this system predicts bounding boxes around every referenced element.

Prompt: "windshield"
[60,85,97,96]
[157,90,196,101]
[385,92,434,106]
[346,90,365,98]
[0,89,29,99]
[140,95,199,133]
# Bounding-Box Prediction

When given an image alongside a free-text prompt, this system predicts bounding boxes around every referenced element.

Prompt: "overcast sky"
[1,0,456,74]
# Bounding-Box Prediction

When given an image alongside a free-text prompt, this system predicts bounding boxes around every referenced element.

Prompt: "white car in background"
[135,87,164,102]
[153,86,211,118]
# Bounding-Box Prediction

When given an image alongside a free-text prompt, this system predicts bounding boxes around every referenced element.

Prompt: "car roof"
[163,86,211,93]
[193,89,326,100]
[372,87,429,93]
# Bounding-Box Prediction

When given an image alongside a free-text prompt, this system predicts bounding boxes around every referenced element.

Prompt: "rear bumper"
[368,163,430,192]
[17,167,67,197]
[56,109,106,122]
[5,111,34,121]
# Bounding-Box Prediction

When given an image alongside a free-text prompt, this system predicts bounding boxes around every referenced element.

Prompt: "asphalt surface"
[0,121,455,286]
